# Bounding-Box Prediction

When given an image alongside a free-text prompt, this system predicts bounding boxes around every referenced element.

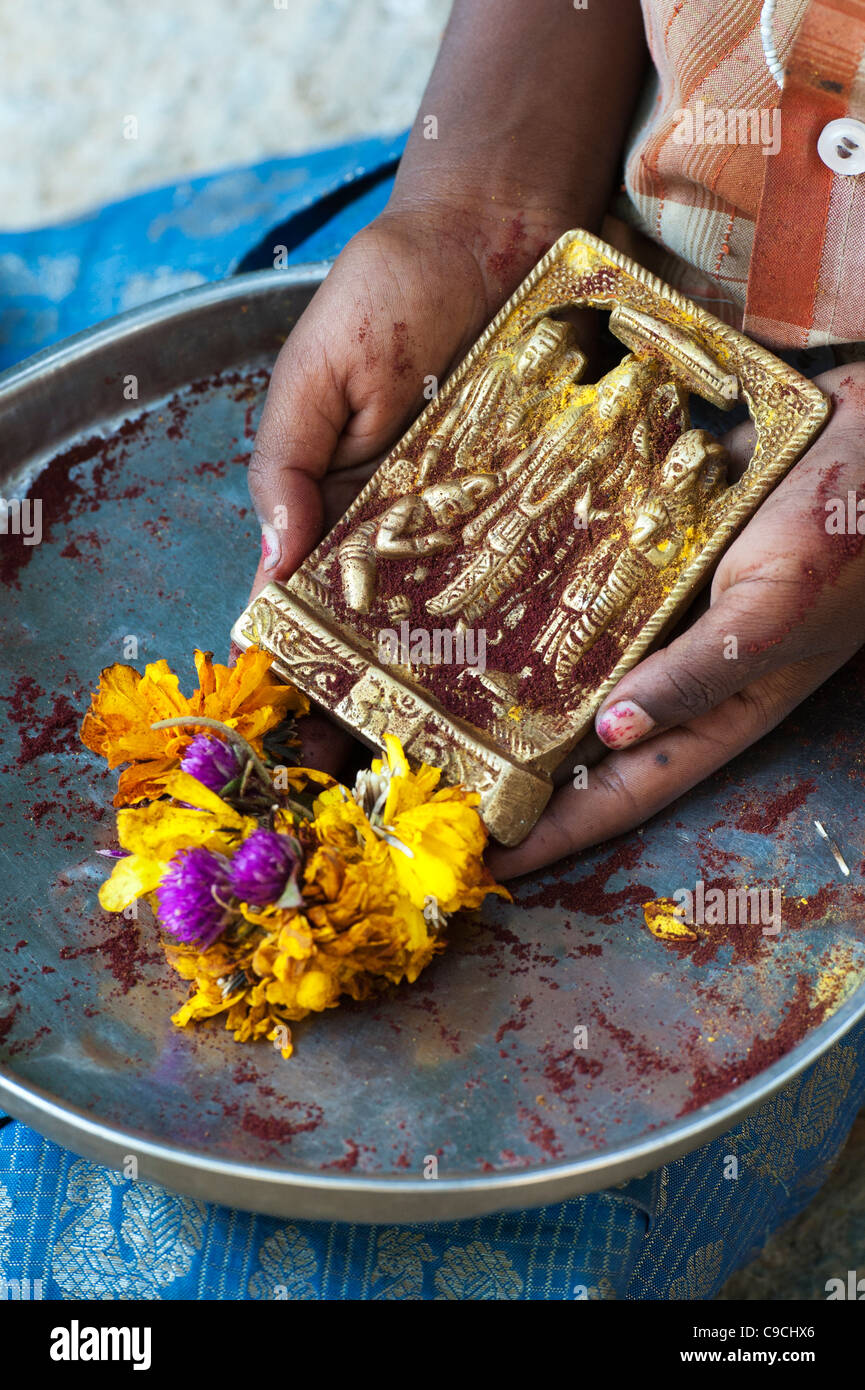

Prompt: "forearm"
[390,0,648,259]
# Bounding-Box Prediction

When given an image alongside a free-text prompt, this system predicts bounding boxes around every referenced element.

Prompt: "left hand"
[488,364,865,879]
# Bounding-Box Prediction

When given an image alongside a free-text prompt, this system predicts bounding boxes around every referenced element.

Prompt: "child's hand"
[246,0,646,598]
[246,200,557,598]
[241,0,647,780]
[488,365,865,879]
[244,199,561,774]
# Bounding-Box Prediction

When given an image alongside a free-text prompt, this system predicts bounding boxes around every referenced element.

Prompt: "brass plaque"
[233,230,830,845]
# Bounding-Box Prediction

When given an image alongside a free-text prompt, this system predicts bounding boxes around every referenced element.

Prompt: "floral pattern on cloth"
[52,1163,206,1300]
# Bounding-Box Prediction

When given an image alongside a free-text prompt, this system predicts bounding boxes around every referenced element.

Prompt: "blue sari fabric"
[0,136,863,1300]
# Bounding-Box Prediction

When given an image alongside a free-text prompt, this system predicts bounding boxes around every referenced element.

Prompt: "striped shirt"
[614,0,865,349]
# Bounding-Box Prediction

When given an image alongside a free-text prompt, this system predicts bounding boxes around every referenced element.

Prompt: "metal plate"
[1,268,864,1223]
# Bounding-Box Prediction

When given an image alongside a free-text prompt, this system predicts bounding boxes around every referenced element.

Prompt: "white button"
[817,118,865,175]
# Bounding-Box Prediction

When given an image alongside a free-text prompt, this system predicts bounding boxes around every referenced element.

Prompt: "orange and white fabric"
[615,0,865,350]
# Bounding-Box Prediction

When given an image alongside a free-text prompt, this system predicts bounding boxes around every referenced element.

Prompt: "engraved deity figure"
[415,315,585,482]
[425,354,678,627]
[337,474,502,615]
[537,428,730,688]
[335,314,586,615]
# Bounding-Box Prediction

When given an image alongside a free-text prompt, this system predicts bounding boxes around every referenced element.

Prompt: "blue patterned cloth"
[1,138,863,1301]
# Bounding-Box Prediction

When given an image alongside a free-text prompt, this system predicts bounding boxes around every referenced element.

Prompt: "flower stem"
[151,716,273,788]
[239,758,255,801]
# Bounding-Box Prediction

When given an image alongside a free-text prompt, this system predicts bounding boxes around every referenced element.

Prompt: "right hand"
[246,199,567,771]
[247,201,563,593]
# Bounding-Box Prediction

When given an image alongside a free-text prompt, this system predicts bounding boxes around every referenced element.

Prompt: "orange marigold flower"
[80,646,307,806]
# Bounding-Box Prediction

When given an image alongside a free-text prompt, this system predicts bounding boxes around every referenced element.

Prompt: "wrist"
[382,175,584,314]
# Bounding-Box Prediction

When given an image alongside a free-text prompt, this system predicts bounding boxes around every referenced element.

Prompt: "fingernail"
[260,523,281,572]
[596,699,655,749]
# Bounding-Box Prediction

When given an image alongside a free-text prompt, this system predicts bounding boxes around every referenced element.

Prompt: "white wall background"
[0,0,450,228]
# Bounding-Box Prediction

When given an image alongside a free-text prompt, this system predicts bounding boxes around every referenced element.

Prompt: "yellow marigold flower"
[295,968,336,1012]
[314,734,508,917]
[164,935,292,1046]
[165,935,257,1020]
[89,683,507,1059]
[307,847,441,990]
[81,646,306,806]
[252,915,315,973]
[376,735,440,809]
[313,794,373,858]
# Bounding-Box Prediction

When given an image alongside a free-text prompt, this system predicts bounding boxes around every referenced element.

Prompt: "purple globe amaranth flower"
[230,829,302,907]
[157,846,232,946]
[180,734,240,793]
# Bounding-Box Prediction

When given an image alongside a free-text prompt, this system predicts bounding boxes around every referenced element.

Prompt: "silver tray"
[1,267,864,1222]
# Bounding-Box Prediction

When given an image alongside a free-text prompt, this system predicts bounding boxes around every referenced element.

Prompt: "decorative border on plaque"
[235,589,553,844]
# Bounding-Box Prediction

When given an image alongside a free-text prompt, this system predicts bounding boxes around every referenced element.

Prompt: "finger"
[718,416,756,479]
[247,311,436,600]
[594,451,865,753]
[295,709,356,779]
[488,649,840,879]
[592,575,834,750]
[247,334,348,596]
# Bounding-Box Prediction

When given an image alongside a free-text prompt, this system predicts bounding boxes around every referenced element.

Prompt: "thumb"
[247,334,349,596]
[593,581,825,749]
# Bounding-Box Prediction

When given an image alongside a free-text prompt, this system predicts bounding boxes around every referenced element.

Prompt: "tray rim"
[1,267,863,1222]
[0,264,329,400]
[3,984,862,1223]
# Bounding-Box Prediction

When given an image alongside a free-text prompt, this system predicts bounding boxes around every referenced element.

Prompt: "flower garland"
[80,647,507,1057]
